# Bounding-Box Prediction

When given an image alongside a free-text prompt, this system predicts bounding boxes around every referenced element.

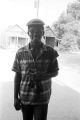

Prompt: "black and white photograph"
[0,0,80,120]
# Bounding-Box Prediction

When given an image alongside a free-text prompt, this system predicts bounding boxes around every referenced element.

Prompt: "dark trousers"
[21,104,48,120]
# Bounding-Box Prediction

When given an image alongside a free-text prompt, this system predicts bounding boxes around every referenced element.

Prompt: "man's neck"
[30,41,42,50]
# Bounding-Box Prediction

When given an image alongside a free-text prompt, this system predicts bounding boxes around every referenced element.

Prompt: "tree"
[52,1,80,51]
[59,11,74,24]
[52,22,65,39]
[67,1,80,20]
[60,32,78,51]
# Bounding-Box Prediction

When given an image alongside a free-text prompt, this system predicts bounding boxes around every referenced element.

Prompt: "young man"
[12,18,59,120]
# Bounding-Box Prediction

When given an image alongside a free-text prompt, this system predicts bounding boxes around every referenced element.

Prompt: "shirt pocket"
[36,59,50,72]
[20,59,35,74]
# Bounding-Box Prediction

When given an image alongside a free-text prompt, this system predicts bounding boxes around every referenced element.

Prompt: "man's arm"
[14,72,21,99]
[38,48,59,80]
[35,59,59,80]
[39,71,59,80]
[14,72,21,110]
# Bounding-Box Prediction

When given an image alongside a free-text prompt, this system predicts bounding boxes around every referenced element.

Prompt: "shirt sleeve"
[47,50,59,73]
[12,52,21,73]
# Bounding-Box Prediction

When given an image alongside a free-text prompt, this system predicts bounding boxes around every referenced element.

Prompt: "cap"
[27,18,45,27]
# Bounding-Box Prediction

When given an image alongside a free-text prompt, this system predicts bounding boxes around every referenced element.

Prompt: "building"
[44,26,56,47]
[0,24,29,49]
[0,24,58,49]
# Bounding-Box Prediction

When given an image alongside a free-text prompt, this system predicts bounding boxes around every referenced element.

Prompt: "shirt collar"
[25,42,47,52]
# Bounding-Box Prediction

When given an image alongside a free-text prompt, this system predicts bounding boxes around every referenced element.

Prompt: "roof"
[7,24,27,34]
[6,24,28,38]
[44,26,55,37]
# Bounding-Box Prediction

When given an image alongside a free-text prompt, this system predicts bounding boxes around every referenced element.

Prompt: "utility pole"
[34,0,39,18]
[37,0,39,18]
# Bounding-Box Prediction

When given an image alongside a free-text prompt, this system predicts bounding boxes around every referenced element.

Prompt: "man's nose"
[34,31,38,36]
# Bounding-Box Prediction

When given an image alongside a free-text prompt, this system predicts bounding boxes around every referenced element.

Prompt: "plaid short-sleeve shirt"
[12,43,59,105]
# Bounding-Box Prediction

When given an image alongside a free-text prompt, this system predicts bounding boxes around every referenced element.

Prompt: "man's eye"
[29,30,42,34]
[30,31,34,34]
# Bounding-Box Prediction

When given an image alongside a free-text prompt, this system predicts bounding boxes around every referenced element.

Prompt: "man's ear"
[27,31,29,35]
[42,31,44,36]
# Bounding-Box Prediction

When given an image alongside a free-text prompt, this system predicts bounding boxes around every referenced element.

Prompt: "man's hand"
[14,98,21,111]
[34,71,59,81]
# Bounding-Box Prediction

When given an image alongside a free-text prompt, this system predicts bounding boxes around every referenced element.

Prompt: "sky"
[0,0,74,32]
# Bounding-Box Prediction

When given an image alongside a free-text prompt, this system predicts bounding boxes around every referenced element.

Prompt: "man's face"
[28,26,44,43]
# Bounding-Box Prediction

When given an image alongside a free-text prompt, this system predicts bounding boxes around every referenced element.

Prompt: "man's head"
[27,19,45,43]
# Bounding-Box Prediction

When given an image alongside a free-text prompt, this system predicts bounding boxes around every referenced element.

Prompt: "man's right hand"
[14,98,21,111]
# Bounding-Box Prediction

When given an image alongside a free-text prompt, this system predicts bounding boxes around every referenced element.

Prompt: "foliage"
[52,22,65,39]
[67,1,80,20]
[52,0,80,52]
[59,12,75,24]
[59,33,78,51]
